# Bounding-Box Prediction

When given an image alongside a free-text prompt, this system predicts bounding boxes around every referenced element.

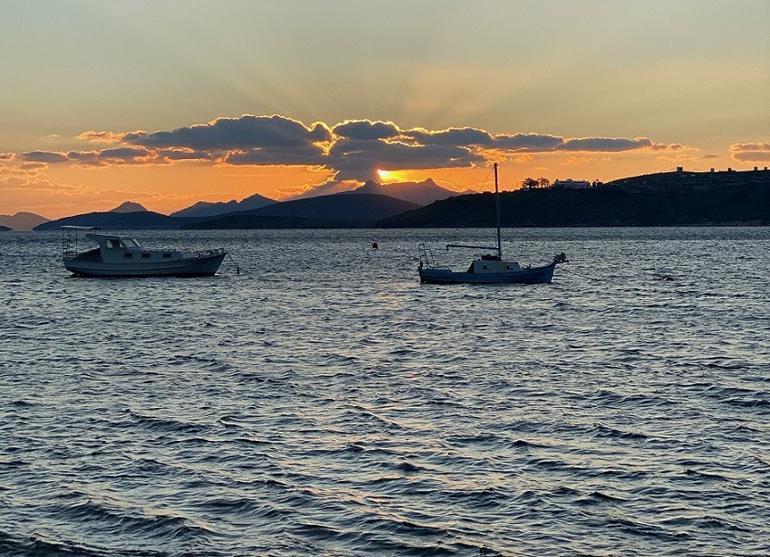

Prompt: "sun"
[377,168,405,182]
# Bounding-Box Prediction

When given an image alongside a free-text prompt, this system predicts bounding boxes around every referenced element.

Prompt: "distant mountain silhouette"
[339,178,473,206]
[378,169,770,227]
[185,193,418,228]
[0,211,50,231]
[183,215,363,229]
[171,192,275,218]
[290,177,473,204]
[287,179,360,199]
[0,225,10,232]
[254,193,417,221]
[35,210,196,230]
[37,193,417,230]
[33,169,764,231]
[110,201,148,213]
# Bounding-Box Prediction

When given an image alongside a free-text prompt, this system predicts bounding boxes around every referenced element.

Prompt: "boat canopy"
[84,233,143,249]
[85,233,124,241]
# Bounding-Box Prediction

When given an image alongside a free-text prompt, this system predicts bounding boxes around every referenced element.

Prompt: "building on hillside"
[553,178,591,190]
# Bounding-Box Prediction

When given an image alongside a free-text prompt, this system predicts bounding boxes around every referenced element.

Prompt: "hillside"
[186,193,418,228]
[254,193,417,221]
[0,225,10,232]
[182,215,367,229]
[35,210,196,230]
[171,192,275,218]
[378,169,770,227]
[0,212,49,231]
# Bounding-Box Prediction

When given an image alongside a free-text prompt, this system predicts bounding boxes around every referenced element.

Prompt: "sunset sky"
[1,0,768,218]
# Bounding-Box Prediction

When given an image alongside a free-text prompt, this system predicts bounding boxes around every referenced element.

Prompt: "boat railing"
[446,244,501,253]
[192,247,226,258]
[61,229,77,260]
[418,243,437,269]
[61,225,97,261]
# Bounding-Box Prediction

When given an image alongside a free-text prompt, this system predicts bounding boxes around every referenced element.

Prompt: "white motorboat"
[61,226,227,277]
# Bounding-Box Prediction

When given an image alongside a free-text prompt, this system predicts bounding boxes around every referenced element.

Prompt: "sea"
[1,227,768,556]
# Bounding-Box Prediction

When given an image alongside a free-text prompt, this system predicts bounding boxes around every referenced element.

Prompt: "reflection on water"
[1,228,769,555]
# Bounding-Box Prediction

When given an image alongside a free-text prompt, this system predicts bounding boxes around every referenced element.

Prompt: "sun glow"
[376,168,401,182]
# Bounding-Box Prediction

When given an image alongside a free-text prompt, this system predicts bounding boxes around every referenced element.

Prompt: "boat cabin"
[82,234,146,263]
[62,229,180,264]
[467,257,522,274]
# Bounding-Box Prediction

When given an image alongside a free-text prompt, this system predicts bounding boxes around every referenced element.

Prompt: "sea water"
[1,228,768,555]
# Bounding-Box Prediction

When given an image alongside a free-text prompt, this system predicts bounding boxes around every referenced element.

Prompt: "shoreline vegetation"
[32,168,770,231]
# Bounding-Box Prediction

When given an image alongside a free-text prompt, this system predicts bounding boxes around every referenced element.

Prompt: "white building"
[554,178,591,190]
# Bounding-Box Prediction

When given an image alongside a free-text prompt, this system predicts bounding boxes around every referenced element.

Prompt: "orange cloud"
[76,130,125,143]
[730,142,770,162]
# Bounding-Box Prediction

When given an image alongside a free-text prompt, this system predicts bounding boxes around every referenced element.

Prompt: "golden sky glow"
[1,1,768,218]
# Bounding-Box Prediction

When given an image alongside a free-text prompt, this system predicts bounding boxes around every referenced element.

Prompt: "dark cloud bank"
[23,114,688,181]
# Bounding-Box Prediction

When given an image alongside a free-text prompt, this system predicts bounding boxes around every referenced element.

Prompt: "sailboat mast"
[494,162,502,256]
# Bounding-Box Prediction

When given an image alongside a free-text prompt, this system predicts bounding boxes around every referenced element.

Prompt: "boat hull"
[64,252,227,278]
[419,261,556,284]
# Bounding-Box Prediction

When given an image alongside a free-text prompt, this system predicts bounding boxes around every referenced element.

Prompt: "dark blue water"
[1,228,769,556]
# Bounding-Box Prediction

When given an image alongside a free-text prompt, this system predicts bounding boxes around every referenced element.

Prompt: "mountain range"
[34,191,419,230]
[35,210,193,230]
[33,178,450,230]
[29,169,770,231]
[0,212,50,231]
[183,193,417,229]
[287,177,472,202]
[338,178,473,206]
[170,192,275,218]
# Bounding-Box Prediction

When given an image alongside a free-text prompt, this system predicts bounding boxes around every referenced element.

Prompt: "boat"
[418,163,567,284]
[61,226,227,277]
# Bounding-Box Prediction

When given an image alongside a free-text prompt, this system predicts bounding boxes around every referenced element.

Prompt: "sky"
[1,0,768,218]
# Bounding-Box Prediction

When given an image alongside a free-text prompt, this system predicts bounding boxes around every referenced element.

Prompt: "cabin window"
[107,239,121,249]
[141,253,150,259]
[162,253,172,258]
[123,252,132,258]
[483,265,489,270]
